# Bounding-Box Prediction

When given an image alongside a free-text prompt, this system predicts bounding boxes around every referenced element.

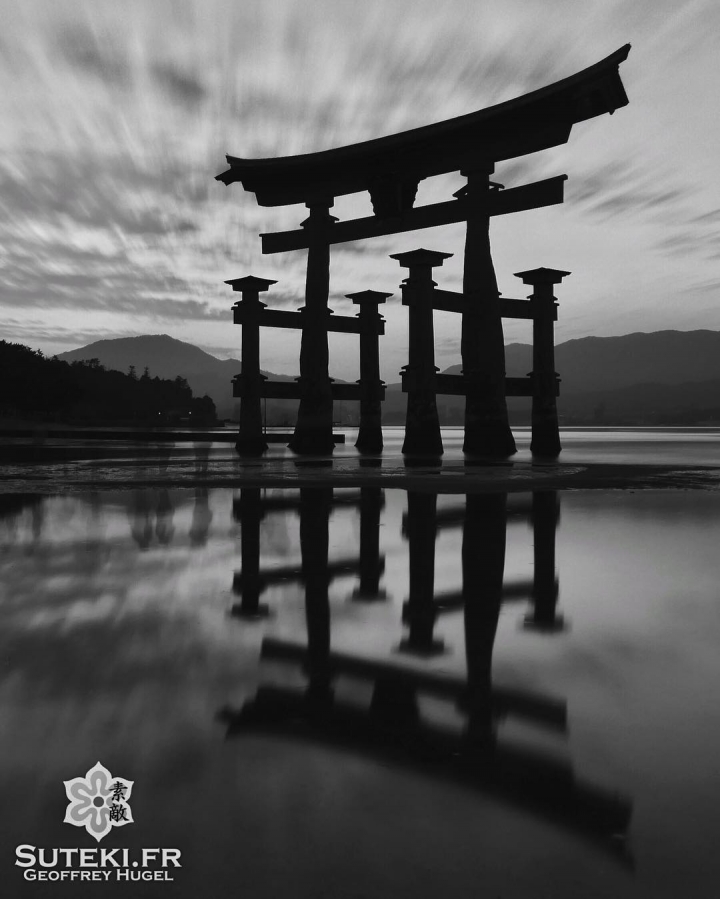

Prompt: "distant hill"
[557,378,720,424]
[59,334,230,376]
[57,334,339,423]
[59,330,720,425]
[389,330,720,424]
[447,330,720,392]
[58,335,293,420]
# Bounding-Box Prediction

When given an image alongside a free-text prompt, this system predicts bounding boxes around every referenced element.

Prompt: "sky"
[1,0,719,380]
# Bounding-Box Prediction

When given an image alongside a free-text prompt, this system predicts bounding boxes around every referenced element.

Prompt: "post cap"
[513,267,571,285]
[346,290,393,305]
[389,249,453,268]
[224,276,277,292]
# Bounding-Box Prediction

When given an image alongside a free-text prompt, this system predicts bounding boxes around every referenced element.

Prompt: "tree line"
[0,341,217,425]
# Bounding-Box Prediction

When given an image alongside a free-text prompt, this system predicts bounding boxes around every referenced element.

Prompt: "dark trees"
[0,341,217,425]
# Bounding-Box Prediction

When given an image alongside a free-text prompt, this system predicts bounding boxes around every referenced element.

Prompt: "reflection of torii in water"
[400,489,566,648]
[220,490,632,859]
[230,487,386,619]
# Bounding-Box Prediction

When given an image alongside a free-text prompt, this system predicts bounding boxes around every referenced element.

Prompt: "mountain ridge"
[57,330,720,424]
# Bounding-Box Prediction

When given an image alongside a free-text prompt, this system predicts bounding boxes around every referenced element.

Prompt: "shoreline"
[2,460,719,494]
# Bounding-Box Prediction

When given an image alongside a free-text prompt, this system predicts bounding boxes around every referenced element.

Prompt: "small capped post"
[391,249,452,458]
[523,490,566,633]
[230,488,272,620]
[227,276,276,456]
[398,491,445,656]
[346,290,391,454]
[514,267,570,458]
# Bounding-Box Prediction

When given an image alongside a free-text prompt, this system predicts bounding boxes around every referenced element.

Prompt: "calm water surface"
[389,426,720,466]
[3,428,720,492]
[1,486,719,897]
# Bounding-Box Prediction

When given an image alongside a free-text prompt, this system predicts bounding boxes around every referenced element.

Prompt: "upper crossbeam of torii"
[217,45,631,457]
[217,44,630,207]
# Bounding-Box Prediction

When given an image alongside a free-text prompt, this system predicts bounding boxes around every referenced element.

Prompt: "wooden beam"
[490,175,567,216]
[261,636,567,727]
[219,44,630,205]
[329,314,384,335]
[431,290,557,321]
[246,557,362,588]
[433,580,535,612]
[261,175,567,254]
[236,492,363,514]
[506,376,559,397]
[502,298,557,321]
[0,427,305,444]
[8,429,347,445]
[232,380,298,400]
[432,289,464,314]
[401,500,533,535]
[420,373,559,397]
[332,383,385,401]
[434,373,466,396]
[234,307,384,335]
[235,380,384,401]
[234,308,302,329]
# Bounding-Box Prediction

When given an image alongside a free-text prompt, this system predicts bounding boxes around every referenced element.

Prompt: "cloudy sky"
[1,0,719,380]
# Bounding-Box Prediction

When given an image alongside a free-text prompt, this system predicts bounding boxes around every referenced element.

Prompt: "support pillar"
[524,491,566,632]
[369,677,420,725]
[462,492,507,748]
[227,276,276,455]
[399,491,444,655]
[514,267,570,457]
[390,249,451,457]
[352,487,386,601]
[346,290,391,454]
[460,169,516,457]
[230,488,270,619]
[289,201,338,455]
[300,488,334,705]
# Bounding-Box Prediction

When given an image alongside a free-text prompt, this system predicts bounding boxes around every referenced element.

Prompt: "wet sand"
[2,449,719,494]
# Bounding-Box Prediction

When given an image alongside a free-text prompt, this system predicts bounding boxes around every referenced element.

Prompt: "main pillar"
[460,168,516,457]
[352,487,386,601]
[347,290,390,454]
[289,201,338,455]
[462,492,507,749]
[228,276,276,455]
[391,249,451,458]
[300,488,334,705]
[514,267,569,457]
[399,491,444,656]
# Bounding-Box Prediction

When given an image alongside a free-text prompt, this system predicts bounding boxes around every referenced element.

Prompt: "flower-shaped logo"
[64,762,134,842]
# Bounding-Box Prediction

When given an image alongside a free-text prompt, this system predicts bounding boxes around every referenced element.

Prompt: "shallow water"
[1,486,720,897]
[2,427,720,494]
[378,425,720,466]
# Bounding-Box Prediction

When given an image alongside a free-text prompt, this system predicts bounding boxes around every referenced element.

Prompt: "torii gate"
[218,45,631,456]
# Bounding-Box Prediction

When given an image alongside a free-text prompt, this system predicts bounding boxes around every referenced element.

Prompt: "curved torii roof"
[217,44,630,207]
